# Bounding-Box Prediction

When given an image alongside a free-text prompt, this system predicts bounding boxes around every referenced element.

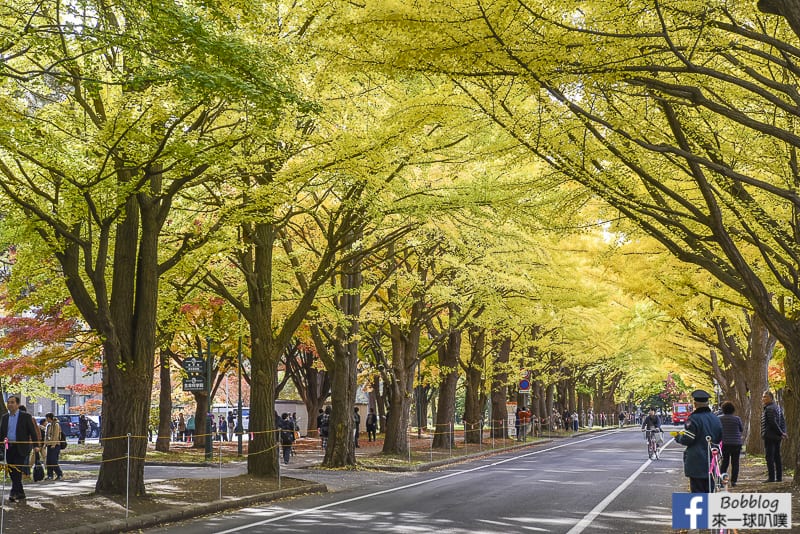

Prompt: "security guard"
[671,389,723,492]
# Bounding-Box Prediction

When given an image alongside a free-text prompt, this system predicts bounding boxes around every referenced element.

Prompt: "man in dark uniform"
[672,389,723,493]
[0,395,41,502]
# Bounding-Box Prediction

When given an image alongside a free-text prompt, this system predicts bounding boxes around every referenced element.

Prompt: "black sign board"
[182,377,206,392]
[182,357,205,375]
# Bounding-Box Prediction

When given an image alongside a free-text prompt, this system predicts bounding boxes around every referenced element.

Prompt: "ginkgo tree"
[0,0,303,495]
[339,0,800,478]
[607,236,777,452]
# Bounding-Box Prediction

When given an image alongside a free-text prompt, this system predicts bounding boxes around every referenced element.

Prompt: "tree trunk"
[372,377,387,433]
[417,385,430,431]
[706,312,775,456]
[782,346,800,482]
[95,348,154,495]
[567,379,577,413]
[191,391,210,450]
[322,252,361,468]
[383,377,413,455]
[246,335,279,477]
[155,350,172,453]
[490,336,511,438]
[93,193,160,496]
[432,322,461,449]
[381,325,419,455]
[324,345,357,467]
[533,380,544,422]
[745,314,775,456]
[464,326,486,444]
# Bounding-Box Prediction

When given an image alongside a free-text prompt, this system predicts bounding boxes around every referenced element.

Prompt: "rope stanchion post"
[277,438,282,491]
[126,433,131,519]
[218,438,223,500]
[449,421,452,458]
[1,452,7,534]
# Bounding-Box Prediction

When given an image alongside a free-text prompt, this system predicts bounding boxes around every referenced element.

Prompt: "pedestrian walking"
[761,390,787,483]
[218,415,227,441]
[227,412,235,441]
[44,413,64,481]
[518,406,531,441]
[353,407,361,448]
[186,414,195,443]
[319,406,331,450]
[0,395,41,502]
[279,413,295,464]
[718,401,743,487]
[672,389,723,493]
[177,413,186,442]
[78,414,88,444]
[366,408,378,442]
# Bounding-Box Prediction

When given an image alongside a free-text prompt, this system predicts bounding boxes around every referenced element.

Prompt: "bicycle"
[642,428,662,459]
[707,437,733,533]
[706,436,728,493]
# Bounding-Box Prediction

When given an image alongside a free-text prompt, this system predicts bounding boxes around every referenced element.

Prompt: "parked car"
[56,414,81,438]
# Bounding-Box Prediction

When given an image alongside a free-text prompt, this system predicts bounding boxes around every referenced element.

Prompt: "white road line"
[215,430,620,534]
[566,437,676,534]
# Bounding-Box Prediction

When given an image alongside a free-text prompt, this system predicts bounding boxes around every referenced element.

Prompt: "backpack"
[279,420,295,444]
[32,452,44,482]
[319,414,330,437]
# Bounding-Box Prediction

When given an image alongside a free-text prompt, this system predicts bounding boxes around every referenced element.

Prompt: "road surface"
[145,426,686,533]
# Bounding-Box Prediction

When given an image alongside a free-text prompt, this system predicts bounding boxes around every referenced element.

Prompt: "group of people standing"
[673,388,788,493]
[173,413,195,442]
[314,406,380,451]
[171,412,242,443]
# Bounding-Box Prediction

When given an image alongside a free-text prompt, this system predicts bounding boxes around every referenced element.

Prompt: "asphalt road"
[145,426,687,534]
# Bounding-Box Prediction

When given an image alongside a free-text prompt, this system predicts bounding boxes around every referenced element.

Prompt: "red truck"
[672,402,692,424]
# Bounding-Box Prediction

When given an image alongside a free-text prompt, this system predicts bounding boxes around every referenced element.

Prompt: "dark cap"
[691,389,712,402]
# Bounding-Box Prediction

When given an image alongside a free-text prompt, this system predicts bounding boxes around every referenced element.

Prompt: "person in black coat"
[761,390,787,483]
[78,414,88,444]
[0,395,41,502]
[279,413,295,464]
[673,390,723,493]
[718,401,744,487]
[365,408,378,442]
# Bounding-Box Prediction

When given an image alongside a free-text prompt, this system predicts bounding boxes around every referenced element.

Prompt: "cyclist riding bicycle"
[641,408,662,438]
